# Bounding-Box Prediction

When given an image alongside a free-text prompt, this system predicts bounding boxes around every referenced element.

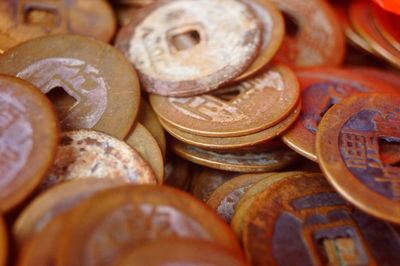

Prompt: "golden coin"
[317,93,400,224]
[0,35,140,139]
[41,129,157,189]
[125,123,164,183]
[0,75,59,212]
[0,216,6,266]
[150,63,300,137]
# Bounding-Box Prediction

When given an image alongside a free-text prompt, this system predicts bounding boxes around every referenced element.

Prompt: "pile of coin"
[0,0,399,265]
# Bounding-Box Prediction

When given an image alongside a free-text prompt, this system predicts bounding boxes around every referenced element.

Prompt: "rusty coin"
[0,75,59,212]
[317,93,400,224]
[150,63,300,137]
[282,68,399,161]
[0,35,140,139]
[40,129,157,189]
[115,0,262,96]
[0,0,116,53]
[0,216,6,266]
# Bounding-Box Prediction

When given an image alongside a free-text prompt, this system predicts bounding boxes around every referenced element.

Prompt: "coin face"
[0,0,115,52]
[151,63,299,137]
[317,93,400,224]
[282,68,399,161]
[41,129,157,189]
[0,35,140,139]
[0,75,59,212]
[243,173,400,265]
[116,0,262,96]
[0,217,6,266]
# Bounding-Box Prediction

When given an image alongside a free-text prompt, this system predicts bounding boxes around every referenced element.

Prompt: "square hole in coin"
[46,86,77,119]
[171,30,201,51]
[24,7,58,27]
[379,138,400,167]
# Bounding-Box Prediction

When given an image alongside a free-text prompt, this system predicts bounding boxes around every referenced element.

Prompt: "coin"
[0,216,6,266]
[282,68,399,161]
[125,123,164,183]
[150,63,300,137]
[271,0,345,68]
[348,67,400,90]
[317,93,400,224]
[14,178,125,245]
[41,129,157,189]
[0,0,116,52]
[372,2,400,51]
[115,0,262,96]
[171,139,299,173]
[0,35,140,139]
[242,173,400,265]
[113,239,247,266]
[0,75,59,212]
[55,185,242,265]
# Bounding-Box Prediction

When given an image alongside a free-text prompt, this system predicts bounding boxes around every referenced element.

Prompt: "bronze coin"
[0,35,140,139]
[41,129,157,189]
[164,155,191,190]
[0,0,116,52]
[171,139,299,173]
[0,216,6,266]
[348,67,400,90]
[271,0,345,68]
[14,178,125,245]
[113,238,247,266]
[55,185,242,265]
[125,123,164,183]
[282,68,399,161]
[0,75,59,212]
[150,63,300,137]
[317,93,400,224]
[243,173,400,265]
[372,2,400,51]
[115,0,262,96]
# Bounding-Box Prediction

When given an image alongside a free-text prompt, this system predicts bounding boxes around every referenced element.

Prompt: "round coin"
[0,35,140,139]
[150,63,300,137]
[41,129,157,189]
[317,93,400,224]
[115,0,262,96]
[0,75,59,212]
[0,216,6,266]
[0,0,116,52]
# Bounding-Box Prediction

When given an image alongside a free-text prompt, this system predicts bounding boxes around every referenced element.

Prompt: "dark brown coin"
[0,35,140,139]
[243,173,400,265]
[0,0,116,52]
[317,93,400,224]
[115,0,262,96]
[282,68,399,161]
[0,216,6,266]
[0,75,59,212]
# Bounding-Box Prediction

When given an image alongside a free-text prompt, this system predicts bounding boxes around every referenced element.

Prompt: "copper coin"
[271,0,345,68]
[171,139,299,173]
[372,2,400,51]
[243,173,400,265]
[317,93,400,224]
[164,155,190,190]
[0,217,6,266]
[282,68,399,161]
[348,67,400,90]
[159,102,301,149]
[0,35,140,139]
[113,238,247,266]
[14,178,124,245]
[0,0,115,52]
[115,0,262,96]
[41,129,157,189]
[55,185,242,265]
[125,123,164,183]
[0,75,59,212]
[150,63,299,137]
[207,172,276,223]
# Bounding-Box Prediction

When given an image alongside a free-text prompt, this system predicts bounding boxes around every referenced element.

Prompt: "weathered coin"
[125,123,164,183]
[348,67,400,90]
[55,185,242,265]
[282,68,399,161]
[0,0,116,52]
[243,173,400,265]
[0,216,6,266]
[41,129,157,189]
[372,2,400,51]
[115,0,262,96]
[0,75,59,212]
[271,0,345,68]
[317,93,400,224]
[14,178,124,245]
[150,63,299,137]
[164,155,191,190]
[113,239,247,266]
[171,139,299,173]
[0,35,140,139]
